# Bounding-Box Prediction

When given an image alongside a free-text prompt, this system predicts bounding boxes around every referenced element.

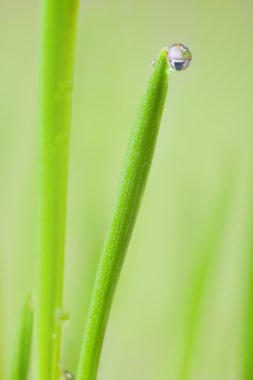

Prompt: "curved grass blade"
[77,48,169,380]
[35,1,79,379]
[8,294,33,380]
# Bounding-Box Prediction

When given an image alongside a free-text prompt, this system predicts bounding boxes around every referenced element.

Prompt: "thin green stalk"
[241,156,253,379]
[241,256,253,380]
[177,169,237,380]
[8,295,33,380]
[77,49,169,380]
[35,1,79,380]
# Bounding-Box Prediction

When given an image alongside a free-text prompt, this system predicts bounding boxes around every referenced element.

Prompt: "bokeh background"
[1,0,253,378]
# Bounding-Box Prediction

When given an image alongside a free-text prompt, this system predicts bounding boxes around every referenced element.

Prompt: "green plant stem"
[241,169,253,379]
[8,295,33,380]
[242,259,253,380]
[77,49,169,380]
[35,1,79,380]
[177,170,236,380]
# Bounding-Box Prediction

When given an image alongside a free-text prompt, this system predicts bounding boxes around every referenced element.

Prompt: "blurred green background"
[1,0,253,378]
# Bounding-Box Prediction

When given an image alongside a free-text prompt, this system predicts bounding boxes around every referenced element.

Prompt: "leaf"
[35,1,79,379]
[77,48,169,380]
[8,294,33,380]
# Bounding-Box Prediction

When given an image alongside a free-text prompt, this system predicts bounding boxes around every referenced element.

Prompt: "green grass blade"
[241,259,253,380]
[35,1,79,379]
[240,160,253,380]
[8,295,33,380]
[177,167,237,380]
[77,48,169,380]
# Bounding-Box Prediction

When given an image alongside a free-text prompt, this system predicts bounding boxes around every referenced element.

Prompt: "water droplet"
[151,59,156,67]
[167,43,192,71]
[55,308,69,326]
[61,370,75,380]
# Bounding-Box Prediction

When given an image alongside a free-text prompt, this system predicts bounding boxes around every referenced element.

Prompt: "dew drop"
[63,371,75,379]
[59,370,75,380]
[167,43,192,71]
[55,308,69,326]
